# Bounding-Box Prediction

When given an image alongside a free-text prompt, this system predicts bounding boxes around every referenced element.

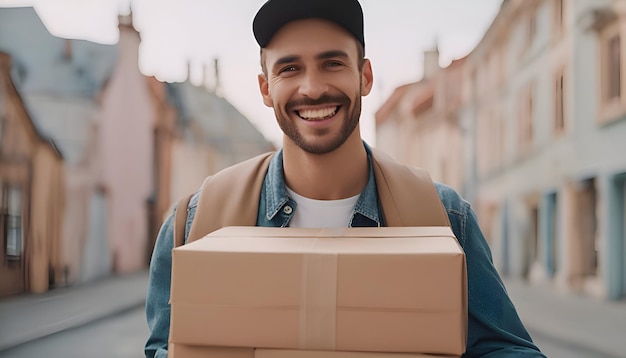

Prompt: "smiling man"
[144,1,546,357]
[258,16,371,204]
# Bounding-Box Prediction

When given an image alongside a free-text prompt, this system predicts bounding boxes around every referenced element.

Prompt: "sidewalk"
[1,269,624,356]
[0,269,148,352]
[503,277,626,358]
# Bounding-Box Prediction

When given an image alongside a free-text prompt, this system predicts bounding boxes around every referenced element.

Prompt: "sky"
[0,0,503,147]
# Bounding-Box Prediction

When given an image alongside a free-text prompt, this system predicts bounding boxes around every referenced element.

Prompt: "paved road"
[0,306,149,358]
[530,329,620,358]
[2,305,622,358]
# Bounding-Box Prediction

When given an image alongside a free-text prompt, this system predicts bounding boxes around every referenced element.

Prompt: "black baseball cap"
[253,0,364,49]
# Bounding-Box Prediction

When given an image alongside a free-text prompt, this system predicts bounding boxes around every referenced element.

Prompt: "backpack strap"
[371,148,451,227]
[186,152,275,243]
[173,193,194,248]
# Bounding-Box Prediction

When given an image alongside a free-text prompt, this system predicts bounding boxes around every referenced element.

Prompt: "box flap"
[176,227,460,255]
[214,226,454,238]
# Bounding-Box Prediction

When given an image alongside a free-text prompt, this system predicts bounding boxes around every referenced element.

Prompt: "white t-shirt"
[286,187,360,228]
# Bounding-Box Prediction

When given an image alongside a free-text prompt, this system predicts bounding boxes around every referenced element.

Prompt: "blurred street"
[0,271,624,358]
[504,278,626,358]
[0,306,148,358]
[0,270,148,356]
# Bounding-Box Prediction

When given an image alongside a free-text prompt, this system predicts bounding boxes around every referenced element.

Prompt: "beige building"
[146,70,276,251]
[375,0,626,301]
[459,0,626,300]
[0,52,65,295]
[1,7,118,288]
[95,14,156,274]
[376,47,465,192]
[164,66,276,207]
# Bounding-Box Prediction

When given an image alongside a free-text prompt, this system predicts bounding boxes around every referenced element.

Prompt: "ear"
[258,73,273,107]
[360,58,374,96]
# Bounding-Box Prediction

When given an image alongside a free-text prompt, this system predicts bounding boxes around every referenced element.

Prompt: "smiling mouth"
[296,106,339,121]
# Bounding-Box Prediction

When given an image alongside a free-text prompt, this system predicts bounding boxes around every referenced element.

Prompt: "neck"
[282,130,368,200]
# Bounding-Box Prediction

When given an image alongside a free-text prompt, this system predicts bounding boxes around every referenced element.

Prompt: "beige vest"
[174,148,450,246]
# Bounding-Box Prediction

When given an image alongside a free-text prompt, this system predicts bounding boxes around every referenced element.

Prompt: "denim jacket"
[145,144,545,358]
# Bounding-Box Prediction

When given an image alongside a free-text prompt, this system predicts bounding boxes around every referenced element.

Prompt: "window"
[554,69,566,134]
[497,110,505,166]
[606,34,621,102]
[479,109,505,174]
[519,84,534,151]
[529,11,537,45]
[497,50,506,86]
[477,112,489,176]
[520,7,537,57]
[594,9,625,124]
[489,111,503,170]
[3,186,23,259]
[470,68,478,100]
[0,87,4,142]
[531,205,539,262]
[553,0,564,38]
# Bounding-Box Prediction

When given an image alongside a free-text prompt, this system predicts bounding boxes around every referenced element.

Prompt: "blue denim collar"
[264,149,291,221]
[264,142,381,227]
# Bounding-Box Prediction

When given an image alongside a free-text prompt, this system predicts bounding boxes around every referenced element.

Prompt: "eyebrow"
[316,50,349,60]
[271,50,351,73]
[273,55,300,71]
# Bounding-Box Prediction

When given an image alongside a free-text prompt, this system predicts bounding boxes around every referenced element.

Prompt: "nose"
[297,70,329,99]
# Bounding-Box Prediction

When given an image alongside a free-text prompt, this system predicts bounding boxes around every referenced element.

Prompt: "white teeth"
[298,106,338,120]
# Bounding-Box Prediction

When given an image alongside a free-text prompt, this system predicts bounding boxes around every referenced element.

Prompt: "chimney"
[118,13,132,28]
[202,63,208,88]
[187,60,192,83]
[423,39,440,80]
[118,1,133,28]
[214,58,222,97]
[63,39,72,61]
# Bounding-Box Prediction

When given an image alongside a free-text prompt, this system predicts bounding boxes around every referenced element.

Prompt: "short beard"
[276,91,362,155]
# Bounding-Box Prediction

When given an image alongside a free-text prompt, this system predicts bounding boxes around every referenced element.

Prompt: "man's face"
[258,19,373,154]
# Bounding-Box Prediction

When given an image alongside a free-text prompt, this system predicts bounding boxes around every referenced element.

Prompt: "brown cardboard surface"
[167,346,458,358]
[170,227,467,355]
[256,349,459,358]
[168,344,254,358]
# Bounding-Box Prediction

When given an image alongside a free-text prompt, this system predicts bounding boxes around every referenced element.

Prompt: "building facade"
[463,0,626,300]
[376,47,465,192]
[0,52,65,295]
[377,0,626,301]
[95,14,156,274]
[0,7,118,288]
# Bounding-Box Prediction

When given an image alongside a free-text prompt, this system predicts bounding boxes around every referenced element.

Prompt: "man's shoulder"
[432,182,474,247]
[433,181,468,215]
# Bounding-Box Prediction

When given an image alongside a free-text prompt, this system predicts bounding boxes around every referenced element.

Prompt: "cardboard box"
[170,227,467,355]
[168,346,457,358]
[256,349,459,358]
[168,344,254,358]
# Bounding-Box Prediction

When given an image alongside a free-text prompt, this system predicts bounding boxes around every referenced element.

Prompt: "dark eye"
[325,61,343,68]
[279,65,298,74]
